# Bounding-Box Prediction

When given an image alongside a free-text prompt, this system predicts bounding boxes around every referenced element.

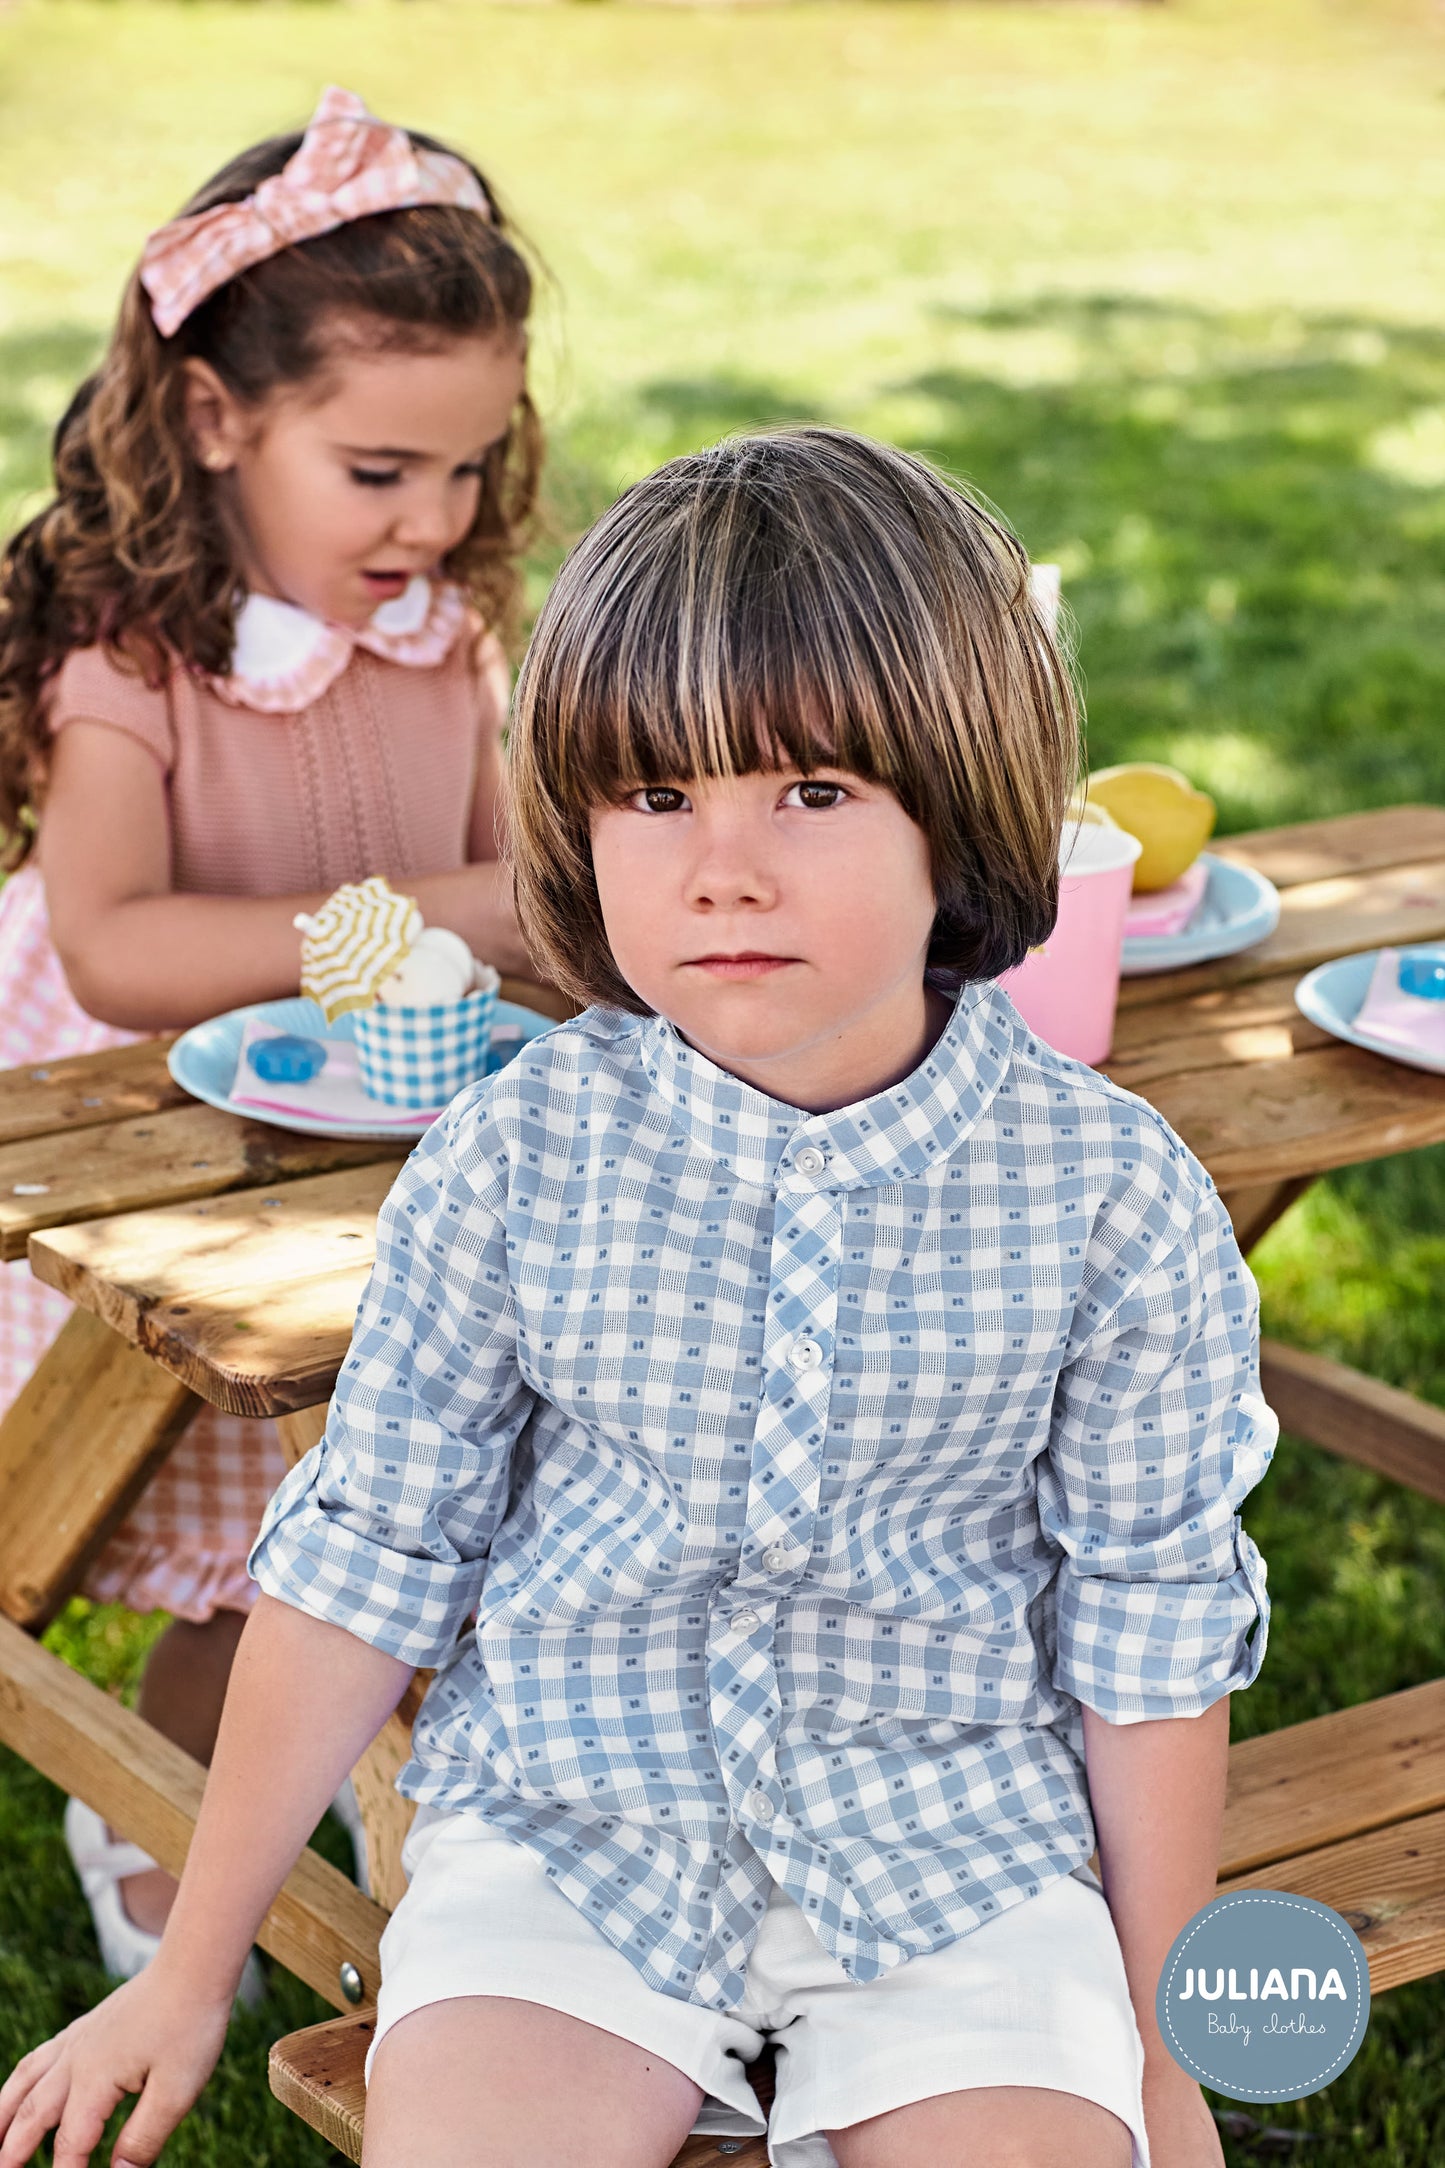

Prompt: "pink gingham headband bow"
[139,86,492,337]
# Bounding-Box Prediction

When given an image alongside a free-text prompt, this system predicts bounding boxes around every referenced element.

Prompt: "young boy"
[0,430,1272,2168]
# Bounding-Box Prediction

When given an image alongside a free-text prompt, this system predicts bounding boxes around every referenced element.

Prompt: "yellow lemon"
[1086,763,1216,891]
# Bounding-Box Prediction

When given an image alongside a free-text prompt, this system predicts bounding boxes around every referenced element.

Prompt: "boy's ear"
[181,359,248,475]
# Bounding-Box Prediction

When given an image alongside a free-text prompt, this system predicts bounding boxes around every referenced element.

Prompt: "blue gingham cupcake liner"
[353,976,499,1109]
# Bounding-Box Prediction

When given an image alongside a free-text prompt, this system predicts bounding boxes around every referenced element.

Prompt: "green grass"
[3,0,1445,2158]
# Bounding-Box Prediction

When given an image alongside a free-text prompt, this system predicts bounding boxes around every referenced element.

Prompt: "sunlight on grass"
[1368,405,1445,487]
[1166,730,1296,821]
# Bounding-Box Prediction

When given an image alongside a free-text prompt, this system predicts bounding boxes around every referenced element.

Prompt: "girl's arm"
[40,717,532,1033]
[1084,1700,1231,2165]
[0,1595,411,2168]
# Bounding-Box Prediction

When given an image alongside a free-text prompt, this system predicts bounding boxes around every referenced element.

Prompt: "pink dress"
[0,579,498,1620]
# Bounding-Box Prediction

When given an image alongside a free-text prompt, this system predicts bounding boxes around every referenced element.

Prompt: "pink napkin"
[1352,948,1445,1060]
[231,1016,441,1126]
[1124,860,1209,939]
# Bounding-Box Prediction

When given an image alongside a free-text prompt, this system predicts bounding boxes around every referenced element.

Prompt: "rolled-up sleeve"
[249,1098,533,1667]
[1038,1182,1276,1724]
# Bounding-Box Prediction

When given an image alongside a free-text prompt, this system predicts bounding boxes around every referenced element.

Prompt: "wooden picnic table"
[1,807,1444,2072]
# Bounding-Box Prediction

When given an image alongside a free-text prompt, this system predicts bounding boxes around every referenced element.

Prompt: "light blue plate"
[1295,948,1445,1078]
[1120,853,1281,977]
[168,994,560,1139]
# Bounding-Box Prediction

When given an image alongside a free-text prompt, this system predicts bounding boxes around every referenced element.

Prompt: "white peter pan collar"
[209,577,468,713]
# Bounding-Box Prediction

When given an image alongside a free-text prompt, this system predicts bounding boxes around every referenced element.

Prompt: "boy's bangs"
[557,564,917,808]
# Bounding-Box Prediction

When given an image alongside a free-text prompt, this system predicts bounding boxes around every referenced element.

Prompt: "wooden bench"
[267,1676,1445,2163]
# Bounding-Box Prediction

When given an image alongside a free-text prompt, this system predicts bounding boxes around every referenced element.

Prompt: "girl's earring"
[201,450,227,472]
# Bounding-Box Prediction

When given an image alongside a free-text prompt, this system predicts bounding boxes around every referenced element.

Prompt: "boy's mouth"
[686,953,798,980]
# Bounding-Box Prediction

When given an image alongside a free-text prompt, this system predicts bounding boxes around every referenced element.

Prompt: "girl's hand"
[0,1960,230,2168]
[1142,2054,1226,2168]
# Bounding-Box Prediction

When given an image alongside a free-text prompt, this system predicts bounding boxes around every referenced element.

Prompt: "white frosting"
[375,926,496,1008]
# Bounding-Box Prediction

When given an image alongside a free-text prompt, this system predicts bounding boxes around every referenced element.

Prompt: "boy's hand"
[0,1960,230,2168]
[1142,2054,1226,2168]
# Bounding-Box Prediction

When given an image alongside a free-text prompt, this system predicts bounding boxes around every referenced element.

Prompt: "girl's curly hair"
[0,124,542,868]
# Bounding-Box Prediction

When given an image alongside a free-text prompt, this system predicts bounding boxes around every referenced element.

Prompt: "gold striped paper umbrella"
[294,876,423,1023]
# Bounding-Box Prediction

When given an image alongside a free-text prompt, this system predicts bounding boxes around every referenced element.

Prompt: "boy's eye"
[631,786,690,814]
[350,468,402,489]
[786,779,848,810]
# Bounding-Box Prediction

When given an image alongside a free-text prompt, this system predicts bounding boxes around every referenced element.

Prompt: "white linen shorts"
[369,1807,1150,2168]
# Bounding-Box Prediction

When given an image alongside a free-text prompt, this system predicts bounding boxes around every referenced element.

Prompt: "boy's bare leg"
[363,1996,709,2168]
[828,2084,1133,2168]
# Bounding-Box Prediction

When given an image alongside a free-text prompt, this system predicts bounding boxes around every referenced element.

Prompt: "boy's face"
[589,767,945,1114]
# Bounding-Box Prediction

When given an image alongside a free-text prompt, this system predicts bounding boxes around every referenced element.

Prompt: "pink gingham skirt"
[0,866,285,1620]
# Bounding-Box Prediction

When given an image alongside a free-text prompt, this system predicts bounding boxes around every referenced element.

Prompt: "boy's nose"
[684,821,778,911]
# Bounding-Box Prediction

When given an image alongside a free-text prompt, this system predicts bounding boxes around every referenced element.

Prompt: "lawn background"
[2,0,1444,2158]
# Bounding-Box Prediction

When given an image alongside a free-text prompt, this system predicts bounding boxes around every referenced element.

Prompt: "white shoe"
[63,1796,266,2007]
[329,1776,372,1896]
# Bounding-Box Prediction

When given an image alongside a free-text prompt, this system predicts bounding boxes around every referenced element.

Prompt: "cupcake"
[295,876,499,1110]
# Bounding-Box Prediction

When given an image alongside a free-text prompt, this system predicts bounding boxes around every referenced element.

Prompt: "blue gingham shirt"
[251,982,1274,2010]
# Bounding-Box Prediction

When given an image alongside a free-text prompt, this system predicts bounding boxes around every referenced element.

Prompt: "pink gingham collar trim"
[208,578,468,713]
[140,87,492,338]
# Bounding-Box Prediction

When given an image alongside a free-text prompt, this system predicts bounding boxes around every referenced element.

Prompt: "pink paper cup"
[999,822,1144,1065]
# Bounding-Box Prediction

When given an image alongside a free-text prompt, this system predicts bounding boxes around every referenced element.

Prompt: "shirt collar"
[635,979,1017,1192]
[208,576,468,713]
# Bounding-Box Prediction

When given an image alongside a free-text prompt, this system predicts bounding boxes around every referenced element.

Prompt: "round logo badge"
[1156,1891,1370,2102]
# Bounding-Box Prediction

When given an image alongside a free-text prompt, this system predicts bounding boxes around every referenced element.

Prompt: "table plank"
[120,1266,374,1417]
[1116,855,1445,1009]
[0,973,568,1156]
[1209,805,1445,890]
[1107,970,1334,1090]
[29,1162,397,1415]
[0,1038,187,1145]
[1147,1039,1445,1189]
[0,1103,393,1263]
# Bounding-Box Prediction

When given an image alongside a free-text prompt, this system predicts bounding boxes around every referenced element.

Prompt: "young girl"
[0,429,1274,2168]
[0,87,541,1972]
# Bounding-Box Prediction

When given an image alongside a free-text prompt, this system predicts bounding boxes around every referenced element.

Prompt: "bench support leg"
[0,1310,200,1632]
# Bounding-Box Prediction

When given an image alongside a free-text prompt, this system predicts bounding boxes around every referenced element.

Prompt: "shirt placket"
[706,1145,840,1849]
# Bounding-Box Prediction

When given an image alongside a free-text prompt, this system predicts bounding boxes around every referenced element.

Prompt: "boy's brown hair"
[510,427,1079,1016]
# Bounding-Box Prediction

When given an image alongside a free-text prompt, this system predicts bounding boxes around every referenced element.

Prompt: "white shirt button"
[789,1335,824,1374]
[794,1145,826,1177]
[730,1607,761,1633]
[744,1788,775,1825]
[762,1545,794,1575]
